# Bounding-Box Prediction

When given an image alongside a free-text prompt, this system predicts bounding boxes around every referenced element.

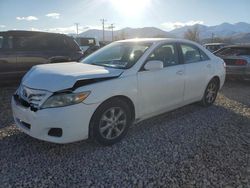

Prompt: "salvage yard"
[0,81,249,187]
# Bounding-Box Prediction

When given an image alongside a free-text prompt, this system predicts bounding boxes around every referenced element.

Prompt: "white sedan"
[12,38,225,145]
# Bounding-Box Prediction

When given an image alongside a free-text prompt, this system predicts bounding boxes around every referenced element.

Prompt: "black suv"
[0,30,83,85]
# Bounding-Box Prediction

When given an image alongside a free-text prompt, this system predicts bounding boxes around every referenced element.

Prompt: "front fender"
[75,75,139,116]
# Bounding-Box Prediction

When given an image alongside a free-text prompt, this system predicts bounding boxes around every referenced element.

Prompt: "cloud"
[46,25,99,34]
[0,25,6,28]
[161,20,204,31]
[30,27,41,31]
[16,16,38,21]
[46,13,60,19]
[47,26,76,33]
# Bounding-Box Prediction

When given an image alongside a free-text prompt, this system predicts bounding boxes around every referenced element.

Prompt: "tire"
[90,98,132,146]
[200,79,219,107]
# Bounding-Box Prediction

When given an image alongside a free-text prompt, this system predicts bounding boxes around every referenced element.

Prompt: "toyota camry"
[12,38,226,145]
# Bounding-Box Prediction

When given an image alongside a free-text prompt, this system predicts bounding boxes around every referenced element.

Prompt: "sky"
[0,0,250,34]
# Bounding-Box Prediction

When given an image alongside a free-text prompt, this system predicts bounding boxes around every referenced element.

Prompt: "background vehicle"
[0,30,83,85]
[214,45,250,79]
[75,37,100,57]
[204,43,227,52]
[12,38,225,145]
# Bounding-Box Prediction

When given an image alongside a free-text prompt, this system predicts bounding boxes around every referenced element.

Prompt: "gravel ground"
[0,81,249,188]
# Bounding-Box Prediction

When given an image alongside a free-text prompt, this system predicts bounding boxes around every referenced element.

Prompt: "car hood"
[22,62,123,92]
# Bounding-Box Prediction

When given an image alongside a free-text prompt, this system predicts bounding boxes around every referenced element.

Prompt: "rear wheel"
[201,79,219,106]
[90,98,132,146]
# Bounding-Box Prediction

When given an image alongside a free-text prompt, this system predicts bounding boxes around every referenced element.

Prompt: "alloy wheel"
[99,107,127,140]
[205,81,218,104]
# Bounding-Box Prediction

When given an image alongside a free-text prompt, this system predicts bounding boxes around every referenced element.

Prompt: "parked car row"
[204,42,250,79]
[0,31,103,86]
[0,31,83,85]
[1,30,248,86]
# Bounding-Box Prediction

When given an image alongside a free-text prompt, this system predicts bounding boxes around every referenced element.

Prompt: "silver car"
[215,45,250,79]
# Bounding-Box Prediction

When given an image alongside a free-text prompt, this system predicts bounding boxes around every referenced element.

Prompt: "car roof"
[0,30,68,37]
[223,44,250,48]
[116,38,197,44]
[204,43,226,46]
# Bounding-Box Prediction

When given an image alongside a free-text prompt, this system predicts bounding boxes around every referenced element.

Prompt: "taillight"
[235,59,247,65]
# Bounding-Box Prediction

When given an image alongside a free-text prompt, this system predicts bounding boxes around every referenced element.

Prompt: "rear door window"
[14,36,34,50]
[46,36,69,50]
[14,35,62,51]
[0,35,13,50]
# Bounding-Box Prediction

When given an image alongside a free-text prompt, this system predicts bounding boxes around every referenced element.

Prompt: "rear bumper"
[12,97,99,144]
[226,66,250,78]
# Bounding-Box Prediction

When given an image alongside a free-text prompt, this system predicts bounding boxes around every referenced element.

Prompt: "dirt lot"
[0,81,249,187]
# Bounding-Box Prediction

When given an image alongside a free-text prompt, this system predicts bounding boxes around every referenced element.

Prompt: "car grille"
[16,85,51,110]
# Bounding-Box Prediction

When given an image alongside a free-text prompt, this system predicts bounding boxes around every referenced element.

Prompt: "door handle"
[176,70,184,75]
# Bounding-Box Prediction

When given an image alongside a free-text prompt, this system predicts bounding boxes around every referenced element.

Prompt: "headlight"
[41,91,90,109]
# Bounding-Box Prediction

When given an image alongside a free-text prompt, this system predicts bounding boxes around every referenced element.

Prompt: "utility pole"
[100,19,107,42]
[75,23,79,36]
[109,24,115,41]
[211,33,215,43]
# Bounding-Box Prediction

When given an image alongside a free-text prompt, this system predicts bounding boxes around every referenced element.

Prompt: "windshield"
[81,42,152,69]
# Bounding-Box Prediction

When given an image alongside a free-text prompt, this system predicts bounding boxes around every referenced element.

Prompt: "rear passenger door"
[178,43,211,103]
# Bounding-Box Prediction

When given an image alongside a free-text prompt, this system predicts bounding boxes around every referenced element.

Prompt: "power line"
[100,19,107,42]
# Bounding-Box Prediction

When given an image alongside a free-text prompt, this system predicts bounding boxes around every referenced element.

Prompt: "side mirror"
[144,60,164,71]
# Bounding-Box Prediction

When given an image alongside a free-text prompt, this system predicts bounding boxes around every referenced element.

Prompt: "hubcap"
[99,107,127,140]
[206,82,217,103]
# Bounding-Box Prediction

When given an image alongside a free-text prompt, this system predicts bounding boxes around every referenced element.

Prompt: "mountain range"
[74,22,250,43]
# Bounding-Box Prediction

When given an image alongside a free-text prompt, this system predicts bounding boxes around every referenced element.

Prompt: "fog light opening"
[48,128,62,137]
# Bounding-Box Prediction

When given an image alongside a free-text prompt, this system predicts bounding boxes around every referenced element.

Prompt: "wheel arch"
[88,95,136,138]
[210,75,220,88]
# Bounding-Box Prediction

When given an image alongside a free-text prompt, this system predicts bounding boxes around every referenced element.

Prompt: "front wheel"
[201,79,219,106]
[90,99,132,146]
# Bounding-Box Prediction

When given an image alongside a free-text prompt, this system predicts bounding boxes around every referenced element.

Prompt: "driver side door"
[137,43,185,118]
